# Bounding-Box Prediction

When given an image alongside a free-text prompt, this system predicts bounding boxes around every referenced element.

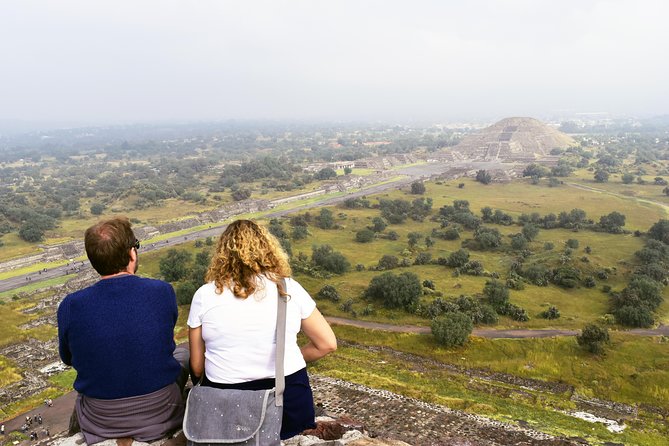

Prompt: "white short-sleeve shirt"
[187,276,316,384]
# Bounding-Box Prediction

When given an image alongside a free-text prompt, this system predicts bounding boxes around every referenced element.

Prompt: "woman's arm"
[300,308,337,362]
[188,326,205,380]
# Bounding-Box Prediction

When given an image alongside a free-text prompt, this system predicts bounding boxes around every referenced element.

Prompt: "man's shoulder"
[135,276,174,291]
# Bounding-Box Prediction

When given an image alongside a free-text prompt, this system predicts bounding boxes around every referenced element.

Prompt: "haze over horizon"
[1,0,668,127]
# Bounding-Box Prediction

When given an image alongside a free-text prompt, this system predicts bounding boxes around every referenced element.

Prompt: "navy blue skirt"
[201,368,316,440]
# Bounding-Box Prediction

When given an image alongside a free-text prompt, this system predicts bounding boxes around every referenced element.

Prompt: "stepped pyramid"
[454,117,576,162]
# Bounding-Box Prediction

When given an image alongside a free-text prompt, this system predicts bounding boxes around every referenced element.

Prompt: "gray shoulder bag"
[183,279,288,446]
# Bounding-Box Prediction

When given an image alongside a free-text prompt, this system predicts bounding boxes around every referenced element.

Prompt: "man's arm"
[56,301,72,366]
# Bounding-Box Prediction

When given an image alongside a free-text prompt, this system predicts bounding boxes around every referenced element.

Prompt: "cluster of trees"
[1,121,468,243]
[379,197,433,224]
[517,209,625,234]
[609,219,669,327]
[158,246,212,305]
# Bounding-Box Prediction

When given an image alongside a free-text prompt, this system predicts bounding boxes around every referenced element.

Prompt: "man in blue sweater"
[58,217,189,444]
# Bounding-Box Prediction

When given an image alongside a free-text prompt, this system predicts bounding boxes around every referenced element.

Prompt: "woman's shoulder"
[195,281,219,296]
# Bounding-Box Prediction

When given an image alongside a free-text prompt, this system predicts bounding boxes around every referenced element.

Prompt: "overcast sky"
[1,0,667,125]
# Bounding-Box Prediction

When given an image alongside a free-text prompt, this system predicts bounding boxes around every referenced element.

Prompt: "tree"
[18,222,44,243]
[363,272,422,310]
[565,239,579,249]
[446,249,469,268]
[594,169,609,183]
[355,228,375,243]
[291,225,308,240]
[159,249,193,282]
[576,324,609,354]
[314,167,337,180]
[316,208,335,229]
[648,219,669,244]
[407,231,422,248]
[176,282,198,306]
[510,234,528,251]
[231,188,251,201]
[311,244,350,274]
[343,166,352,175]
[522,224,540,241]
[431,311,473,347]
[475,169,492,184]
[414,252,432,265]
[483,280,509,307]
[379,199,411,224]
[473,226,502,250]
[622,173,635,184]
[522,164,550,178]
[90,203,105,215]
[410,181,426,195]
[370,217,387,233]
[599,211,626,233]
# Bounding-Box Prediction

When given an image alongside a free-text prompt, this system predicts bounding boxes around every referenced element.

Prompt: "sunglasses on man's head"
[132,239,141,250]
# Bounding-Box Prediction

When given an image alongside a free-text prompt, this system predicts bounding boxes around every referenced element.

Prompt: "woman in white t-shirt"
[187,219,337,440]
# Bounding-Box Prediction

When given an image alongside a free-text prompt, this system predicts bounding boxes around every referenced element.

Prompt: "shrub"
[483,280,509,307]
[355,228,375,243]
[431,311,473,347]
[565,239,579,249]
[386,230,400,241]
[497,302,530,321]
[311,245,350,274]
[377,255,400,270]
[441,227,460,240]
[90,203,105,215]
[411,181,426,194]
[540,306,560,320]
[614,305,654,328]
[422,279,435,290]
[583,276,596,288]
[414,252,432,265]
[446,249,470,268]
[363,272,422,310]
[316,284,340,302]
[460,260,485,276]
[339,299,354,313]
[176,282,198,306]
[159,249,193,282]
[577,324,610,354]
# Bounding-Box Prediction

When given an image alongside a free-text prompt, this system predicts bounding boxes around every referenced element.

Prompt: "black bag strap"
[275,278,288,407]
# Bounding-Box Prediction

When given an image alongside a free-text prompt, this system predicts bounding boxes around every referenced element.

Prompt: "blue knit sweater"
[57,274,182,399]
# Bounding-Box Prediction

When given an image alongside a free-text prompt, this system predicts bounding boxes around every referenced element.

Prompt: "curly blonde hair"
[206,219,292,298]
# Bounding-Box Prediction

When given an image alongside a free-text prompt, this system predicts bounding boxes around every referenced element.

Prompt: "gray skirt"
[75,382,184,444]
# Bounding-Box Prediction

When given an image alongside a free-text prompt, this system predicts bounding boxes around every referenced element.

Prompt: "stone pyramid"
[453,117,576,162]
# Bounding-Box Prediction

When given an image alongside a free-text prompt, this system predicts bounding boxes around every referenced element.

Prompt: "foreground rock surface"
[3,374,588,446]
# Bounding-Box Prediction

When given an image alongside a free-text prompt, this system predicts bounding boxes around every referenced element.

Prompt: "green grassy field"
[309,326,669,446]
[2,172,669,442]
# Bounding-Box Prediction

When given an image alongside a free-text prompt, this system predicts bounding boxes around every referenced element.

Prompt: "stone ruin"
[453,117,576,163]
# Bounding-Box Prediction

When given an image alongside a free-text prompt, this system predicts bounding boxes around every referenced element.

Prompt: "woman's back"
[187,276,316,383]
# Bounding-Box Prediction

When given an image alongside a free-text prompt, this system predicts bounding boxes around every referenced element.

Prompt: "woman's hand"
[188,326,205,380]
[300,308,337,362]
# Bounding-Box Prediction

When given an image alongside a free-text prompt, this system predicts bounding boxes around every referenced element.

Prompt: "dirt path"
[565,181,669,217]
[325,316,669,338]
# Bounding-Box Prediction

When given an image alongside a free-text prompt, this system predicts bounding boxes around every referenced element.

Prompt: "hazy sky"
[1,0,667,124]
